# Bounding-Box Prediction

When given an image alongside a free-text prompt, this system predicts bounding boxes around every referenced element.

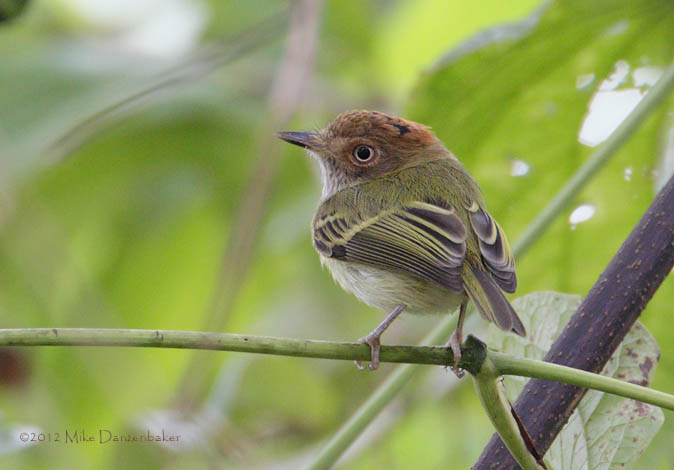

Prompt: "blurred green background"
[0,0,673,468]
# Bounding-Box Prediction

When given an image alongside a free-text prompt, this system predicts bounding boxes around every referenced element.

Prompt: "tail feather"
[463,264,525,336]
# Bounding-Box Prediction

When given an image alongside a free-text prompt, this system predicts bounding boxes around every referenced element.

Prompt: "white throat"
[306,149,351,201]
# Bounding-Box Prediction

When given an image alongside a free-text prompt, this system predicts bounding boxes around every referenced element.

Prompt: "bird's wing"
[464,201,517,293]
[314,200,467,293]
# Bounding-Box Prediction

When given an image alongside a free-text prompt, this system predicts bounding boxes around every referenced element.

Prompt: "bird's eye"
[353,145,374,163]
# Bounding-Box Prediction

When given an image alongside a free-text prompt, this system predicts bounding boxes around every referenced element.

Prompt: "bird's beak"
[275,131,321,150]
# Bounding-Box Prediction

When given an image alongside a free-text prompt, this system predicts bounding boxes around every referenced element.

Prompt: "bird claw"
[448,330,465,378]
[356,334,381,371]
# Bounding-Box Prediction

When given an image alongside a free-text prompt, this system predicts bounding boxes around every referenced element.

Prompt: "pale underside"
[321,256,465,315]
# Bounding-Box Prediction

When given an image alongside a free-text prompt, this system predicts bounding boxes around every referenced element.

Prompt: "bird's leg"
[355,304,406,371]
[447,300,467,378]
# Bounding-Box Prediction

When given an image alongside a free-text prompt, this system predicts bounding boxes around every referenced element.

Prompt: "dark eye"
[353,145,374,163]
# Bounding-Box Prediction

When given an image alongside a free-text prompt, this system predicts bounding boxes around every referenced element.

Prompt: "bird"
[276,110,525,374]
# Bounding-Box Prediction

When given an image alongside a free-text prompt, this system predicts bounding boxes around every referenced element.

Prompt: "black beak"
[275,131,320,149]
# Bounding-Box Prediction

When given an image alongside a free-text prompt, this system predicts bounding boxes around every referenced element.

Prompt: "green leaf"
[488,291,664,470]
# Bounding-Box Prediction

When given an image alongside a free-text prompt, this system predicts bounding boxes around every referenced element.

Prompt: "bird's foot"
[354,304,405,371]
[355,333,381,371]
[447,329,465,378]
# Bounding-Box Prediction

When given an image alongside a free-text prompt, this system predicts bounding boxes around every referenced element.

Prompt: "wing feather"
[314,201,468,293]
[465,201,517,293]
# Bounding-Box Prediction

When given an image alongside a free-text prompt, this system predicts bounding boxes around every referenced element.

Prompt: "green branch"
[472,357,544,470]
[0,327,450,365]
[2,328,673,414]
[491,351,674,412]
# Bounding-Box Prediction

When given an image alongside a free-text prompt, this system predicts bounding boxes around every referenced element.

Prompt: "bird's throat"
[307,150,358,200]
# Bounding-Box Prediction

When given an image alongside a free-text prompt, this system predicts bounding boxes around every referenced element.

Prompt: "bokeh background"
[0,0,673,468]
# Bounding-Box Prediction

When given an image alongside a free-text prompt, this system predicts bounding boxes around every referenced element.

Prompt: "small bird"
[277,110,525,373]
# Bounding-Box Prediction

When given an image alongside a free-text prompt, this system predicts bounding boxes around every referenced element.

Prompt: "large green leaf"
[488,292,663,470]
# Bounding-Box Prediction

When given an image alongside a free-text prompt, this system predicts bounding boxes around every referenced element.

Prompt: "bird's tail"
[462,263,525,336]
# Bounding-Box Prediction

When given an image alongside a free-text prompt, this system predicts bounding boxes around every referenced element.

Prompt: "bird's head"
[276,110,448,198]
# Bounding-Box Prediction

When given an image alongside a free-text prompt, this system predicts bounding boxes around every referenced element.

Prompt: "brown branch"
[474,174,674,468]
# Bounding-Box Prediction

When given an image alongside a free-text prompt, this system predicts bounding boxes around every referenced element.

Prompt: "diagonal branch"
[474,173,674,468]
[472,355,545,470]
